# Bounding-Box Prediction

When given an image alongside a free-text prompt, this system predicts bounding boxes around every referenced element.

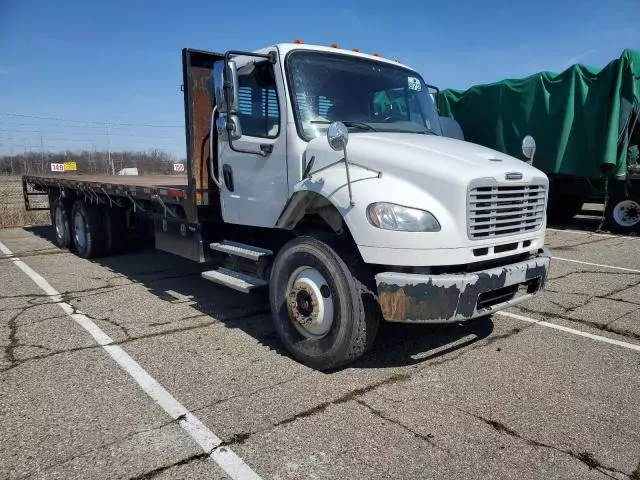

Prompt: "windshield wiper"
[310,120,378,132]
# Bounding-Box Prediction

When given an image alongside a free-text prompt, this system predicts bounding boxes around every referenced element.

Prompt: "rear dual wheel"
[71,200,106,259]
[51,197,72,249]
[269,236,380,371]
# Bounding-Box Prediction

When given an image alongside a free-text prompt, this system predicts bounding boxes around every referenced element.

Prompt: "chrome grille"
[468,184,546,239]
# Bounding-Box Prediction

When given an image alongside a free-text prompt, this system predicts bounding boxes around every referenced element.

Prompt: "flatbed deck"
[23,173,190,204]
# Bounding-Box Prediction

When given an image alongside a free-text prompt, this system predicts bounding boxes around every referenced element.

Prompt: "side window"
[236,62,280,138]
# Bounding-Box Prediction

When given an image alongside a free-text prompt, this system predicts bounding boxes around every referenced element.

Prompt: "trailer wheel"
[71,200,105,258]
[51,197,71,249]
[605,197,640,233]
[269,236,380,370]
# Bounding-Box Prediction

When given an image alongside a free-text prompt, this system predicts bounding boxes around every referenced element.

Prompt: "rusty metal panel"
[181,48,224,220]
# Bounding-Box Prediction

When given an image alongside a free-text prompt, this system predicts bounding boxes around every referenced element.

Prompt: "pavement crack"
[274,373,411,427]
[5,308,21,366]
[355,398,446,451]
[219,431,252,446]
[190,375,301,414]
[551,236,614,251]
[459,408,631,479]
[630,462,640,480]
[0,316,228,374]
[37,418,182,475]
[424,326,530,367]
[99,313,133,340]
[127,452,210,480]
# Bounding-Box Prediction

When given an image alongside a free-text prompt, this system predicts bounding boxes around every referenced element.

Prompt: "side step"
[209,240,272,261]
[201,268,268,294]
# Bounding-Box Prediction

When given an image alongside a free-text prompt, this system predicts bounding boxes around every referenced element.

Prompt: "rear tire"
[51,197,71,249]
[269,236,380,370]
[71,200,105,259]
[605,196,640,234]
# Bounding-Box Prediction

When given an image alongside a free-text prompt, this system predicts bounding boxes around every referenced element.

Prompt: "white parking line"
[553,256,640,274]
[547,227,639,240]
[497,311,640,353]
[0,241,262,480]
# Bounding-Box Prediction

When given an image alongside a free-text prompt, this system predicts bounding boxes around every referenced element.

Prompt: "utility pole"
[106,123,114,175]
[40,135,45,174]
[9,135,13,175]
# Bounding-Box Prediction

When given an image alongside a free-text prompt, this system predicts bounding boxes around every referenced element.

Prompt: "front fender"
[276,163,464,251]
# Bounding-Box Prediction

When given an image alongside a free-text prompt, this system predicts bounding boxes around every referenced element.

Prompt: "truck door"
[219,52,288,227]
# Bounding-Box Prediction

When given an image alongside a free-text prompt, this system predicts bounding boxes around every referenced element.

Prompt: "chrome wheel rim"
[73,211,86,249]
[55,206,65,240]
[613,200,640,227]
[286,266,334,339]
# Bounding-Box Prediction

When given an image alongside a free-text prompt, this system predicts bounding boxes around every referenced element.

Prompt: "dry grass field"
[0,175,50,227]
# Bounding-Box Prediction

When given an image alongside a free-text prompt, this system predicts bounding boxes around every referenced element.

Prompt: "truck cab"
[179,42,551,369]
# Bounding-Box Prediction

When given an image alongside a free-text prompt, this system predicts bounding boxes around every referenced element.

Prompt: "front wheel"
[269,236,379,370]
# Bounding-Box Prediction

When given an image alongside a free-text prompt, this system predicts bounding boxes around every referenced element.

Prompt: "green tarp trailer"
[438,49,640,232]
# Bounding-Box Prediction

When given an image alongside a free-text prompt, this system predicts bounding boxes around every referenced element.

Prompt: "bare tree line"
[0,149,185,176]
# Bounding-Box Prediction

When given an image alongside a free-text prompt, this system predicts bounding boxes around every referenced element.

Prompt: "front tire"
[269,236,379,370]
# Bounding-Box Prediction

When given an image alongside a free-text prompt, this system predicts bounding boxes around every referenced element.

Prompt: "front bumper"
[375,249,551,323]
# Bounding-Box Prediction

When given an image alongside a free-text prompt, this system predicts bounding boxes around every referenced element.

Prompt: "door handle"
[222,164,234,192]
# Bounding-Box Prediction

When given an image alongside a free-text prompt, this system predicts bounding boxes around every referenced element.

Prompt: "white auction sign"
[50,163,64,172]
[173,163,185,172]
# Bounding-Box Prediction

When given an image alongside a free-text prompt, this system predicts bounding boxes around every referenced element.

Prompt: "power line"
[0,120,184,130]
[0,112,185,128]
[0,128,184,139]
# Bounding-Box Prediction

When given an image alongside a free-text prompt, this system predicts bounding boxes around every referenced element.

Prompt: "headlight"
[367,202,441,232]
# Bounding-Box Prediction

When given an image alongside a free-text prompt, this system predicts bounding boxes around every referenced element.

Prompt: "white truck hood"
[300,131,548,264]
[306,132,545,184]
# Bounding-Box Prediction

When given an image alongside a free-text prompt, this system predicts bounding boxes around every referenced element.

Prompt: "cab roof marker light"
[330,44,340,48]
[353,48,361,52]
[294,39,304,44]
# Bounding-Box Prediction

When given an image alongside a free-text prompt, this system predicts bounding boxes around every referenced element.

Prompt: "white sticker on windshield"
[408,77,422,91]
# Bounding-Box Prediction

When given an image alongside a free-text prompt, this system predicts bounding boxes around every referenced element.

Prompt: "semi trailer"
[22,42,551,370]
[438,49,640,233]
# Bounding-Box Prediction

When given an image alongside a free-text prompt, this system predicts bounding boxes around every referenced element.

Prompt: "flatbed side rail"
[21,175,189,217]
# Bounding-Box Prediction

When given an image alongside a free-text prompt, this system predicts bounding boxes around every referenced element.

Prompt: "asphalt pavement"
[1,222,639,480]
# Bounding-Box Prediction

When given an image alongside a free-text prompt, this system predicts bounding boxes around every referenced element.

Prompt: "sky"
[0,0,638,158]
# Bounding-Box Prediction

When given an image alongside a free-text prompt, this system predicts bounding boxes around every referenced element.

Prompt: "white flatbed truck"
[23,42,551,370]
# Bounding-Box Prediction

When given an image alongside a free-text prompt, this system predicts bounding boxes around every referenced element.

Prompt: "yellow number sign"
[63,162,77,171]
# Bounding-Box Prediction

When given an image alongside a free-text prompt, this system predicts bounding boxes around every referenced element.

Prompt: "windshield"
[285,50,443,141]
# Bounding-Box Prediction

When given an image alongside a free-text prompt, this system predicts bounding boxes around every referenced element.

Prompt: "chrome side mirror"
[213,59,239,114]
[522,135,536,164]
[326,121,355,206]
[327,121,349,152]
